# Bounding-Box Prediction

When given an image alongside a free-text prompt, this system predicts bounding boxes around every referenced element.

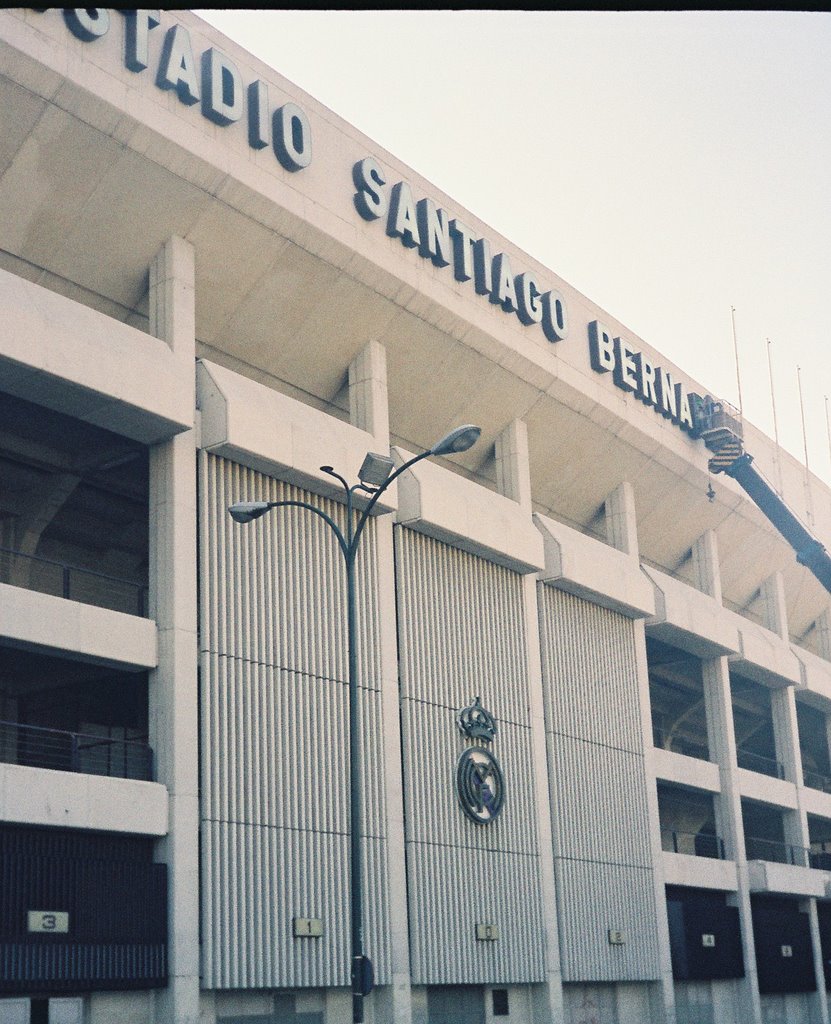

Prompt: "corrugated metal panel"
[0,943,166,991]
[547,734,652,866]
[538,587,643,753]
[409,843,545,985]
[396,527,530,725]
[401,702,538,855]
[199,453,390,989]
[556,860,661,981]
[538,585,661,982]
[201,803,390,989]
[395,527,545,985]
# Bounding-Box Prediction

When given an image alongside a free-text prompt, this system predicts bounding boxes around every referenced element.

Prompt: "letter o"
[273,103,312,172]
[541,289,569,342]
[63,8,110,41]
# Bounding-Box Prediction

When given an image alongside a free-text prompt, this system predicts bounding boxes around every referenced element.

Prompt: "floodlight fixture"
[358,452,395,488]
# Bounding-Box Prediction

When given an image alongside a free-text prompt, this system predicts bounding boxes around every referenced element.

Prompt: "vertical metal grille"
[538,585,661,981]
[395,526,546,984]
[0,826,166,992]
[199,453,390,989]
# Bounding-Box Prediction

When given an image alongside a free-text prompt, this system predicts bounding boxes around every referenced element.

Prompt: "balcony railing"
[735,747,785,780]
[661,828,725,859]
[652,728,710,762]
[803,765,831,793]
[0,720,153,781]
[809,842,831,870]
[0,547,148,617]
[744,835,810,866]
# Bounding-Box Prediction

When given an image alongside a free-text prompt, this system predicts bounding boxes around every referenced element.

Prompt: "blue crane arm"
[725,454,831,595]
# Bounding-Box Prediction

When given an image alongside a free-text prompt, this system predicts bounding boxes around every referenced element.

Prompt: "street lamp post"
[229,424,481,1024]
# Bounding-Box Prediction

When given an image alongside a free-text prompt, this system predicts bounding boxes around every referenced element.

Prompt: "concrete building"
[0,9,830,1024]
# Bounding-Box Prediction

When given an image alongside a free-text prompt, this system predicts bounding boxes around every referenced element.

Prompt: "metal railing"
[744,835,810,866]
[802,765,831,793]
[735,747,785,780]
[661,828,725,860]
[809,842,831,870]
[0,547,148,617]
[0,720,153,781]
[652,728,711,762]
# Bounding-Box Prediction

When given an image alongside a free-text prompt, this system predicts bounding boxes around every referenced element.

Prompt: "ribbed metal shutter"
[0,825,166,992]
[199,453,390,989]
[395,526,546,984]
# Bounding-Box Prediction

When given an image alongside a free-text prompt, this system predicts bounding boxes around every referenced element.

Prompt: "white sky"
[196,9,831,486]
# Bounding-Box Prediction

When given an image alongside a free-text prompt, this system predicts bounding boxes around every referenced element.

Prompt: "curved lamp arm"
[229,499,349,560]
[349,447,432,554]
[350,423,480,553]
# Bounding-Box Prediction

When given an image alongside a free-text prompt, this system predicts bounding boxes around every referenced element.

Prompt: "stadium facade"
[0,9,830,1024]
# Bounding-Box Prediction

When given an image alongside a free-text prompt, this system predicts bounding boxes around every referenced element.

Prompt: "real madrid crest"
[455,696,505,824]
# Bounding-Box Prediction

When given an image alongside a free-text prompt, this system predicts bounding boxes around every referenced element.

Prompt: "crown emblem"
[457,696,496,743]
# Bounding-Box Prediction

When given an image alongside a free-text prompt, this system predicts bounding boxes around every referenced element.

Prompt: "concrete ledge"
[534,513,655,618]
[793,645,831,710]
[727,612,801,688]
[0,762,167,835]
[198,360,394,511]
[393,449,544,575]
[801,785,831,819]
[737,767,798,809]
[661,851,738,892]
[0,267,191,443]
[643,566,740,657]
[0,583,157,669]
[650,748,721,793]
[747,859,831,898]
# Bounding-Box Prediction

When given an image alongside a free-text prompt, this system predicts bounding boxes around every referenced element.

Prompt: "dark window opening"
[492,988,509,1016]
[31,1000,49,1024]
[647,638,709,761]
[0,391,149,617]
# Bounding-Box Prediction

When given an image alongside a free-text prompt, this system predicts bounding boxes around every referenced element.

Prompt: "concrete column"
[759,574,829,1023]
[633,618,678,1024]
[604,482,675,1021]
[759,573,804,795]
[690,529,762,1022]
[817,610,831,805]
[604,481,639,557]
[524,571,566,1024]
[349,339,390,446]
[348,342,412,1024]
[148,236,200,1024]
[691,530,722,604]
[495,419,532,512]
[820,610,831,778]
[702,654,763,1024]
[494,419,564,1022]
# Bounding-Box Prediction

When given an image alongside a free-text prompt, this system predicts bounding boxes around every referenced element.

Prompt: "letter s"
[353,158,387,221]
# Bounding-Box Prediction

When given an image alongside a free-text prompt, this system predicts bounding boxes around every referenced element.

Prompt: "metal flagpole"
[825,395,831,468]
[797,366,813,524]
[797,366,810,473]
[731,306,743,416]
[766,338,783,494]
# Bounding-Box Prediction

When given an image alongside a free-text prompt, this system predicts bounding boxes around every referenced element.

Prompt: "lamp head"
[229,501,271,524]
[430,424,481,456]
